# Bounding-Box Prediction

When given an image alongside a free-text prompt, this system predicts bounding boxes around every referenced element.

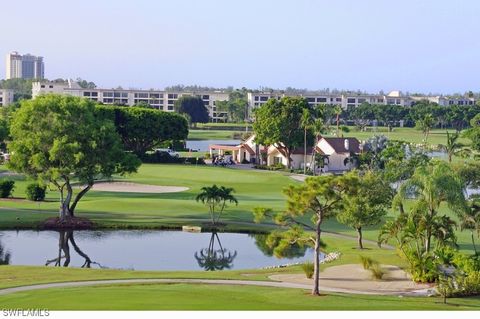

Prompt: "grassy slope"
[1,283,479,310]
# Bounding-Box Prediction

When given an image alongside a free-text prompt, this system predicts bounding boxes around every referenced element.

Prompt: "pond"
[0,230,315,271]
[186,139,240,152]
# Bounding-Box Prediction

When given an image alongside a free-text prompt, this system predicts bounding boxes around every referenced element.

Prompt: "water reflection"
[45,231,105,268]
[252,234,309,259]
[0,240,10,265]
[194,232,237,271]
[0,230,314,270]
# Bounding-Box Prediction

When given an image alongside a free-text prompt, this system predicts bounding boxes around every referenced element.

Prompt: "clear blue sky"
[2,0,479,94]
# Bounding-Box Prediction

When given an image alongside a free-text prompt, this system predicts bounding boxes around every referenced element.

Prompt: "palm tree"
[301,109,314,174]
[196,185,238,226]
[334,105,342,137]
[417,114,434,143]
[394,161,466,252]
[460,196,480,255]
[444,131,461,163]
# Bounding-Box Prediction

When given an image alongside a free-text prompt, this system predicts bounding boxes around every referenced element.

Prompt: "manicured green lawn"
[0,164,295,231]
[0,283,479,310]
[334,126,469,146]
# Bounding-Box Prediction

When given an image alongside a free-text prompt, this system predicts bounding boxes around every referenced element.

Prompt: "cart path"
[0,278,431,296]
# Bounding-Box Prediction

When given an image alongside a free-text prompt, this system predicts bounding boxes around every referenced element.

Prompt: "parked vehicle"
[154,148,179,158]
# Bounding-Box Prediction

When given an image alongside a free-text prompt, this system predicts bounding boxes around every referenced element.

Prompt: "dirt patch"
[269,264,433,295]
[90,182,189,193]
[42,217,95,230]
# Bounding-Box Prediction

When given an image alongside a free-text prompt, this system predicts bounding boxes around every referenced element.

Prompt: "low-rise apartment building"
[247,90,477,118]
[32,81,230,121]
[0,89,14,106]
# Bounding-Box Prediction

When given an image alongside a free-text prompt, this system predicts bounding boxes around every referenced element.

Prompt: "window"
[336,98,342,102]
[274,157,282,165]
[83,92,91,97]
[49,85,53,88]
[103,92,113,97]
[202,95,209,100]
[103,98,113,103]
[168,105,174,111]
[358,98,366,104]
[168,94,178,99]
[254,96,259,101]
[135,93,148,98]
[41,85,45,88]
[168,100,175,105]
[92,92,98,97]
[307,97,315,103]
[150,93,160,99]
[377,98,384,103]
[260,96,268,101]
[317,98,327,103]
[347,98,355,103]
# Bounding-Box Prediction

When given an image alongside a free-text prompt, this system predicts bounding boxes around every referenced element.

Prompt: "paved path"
[0,278,432,297]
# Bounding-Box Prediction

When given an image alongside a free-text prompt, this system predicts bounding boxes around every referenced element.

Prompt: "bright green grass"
[0,164,295,231]
[1,283,479,310]
[330,126,470,146]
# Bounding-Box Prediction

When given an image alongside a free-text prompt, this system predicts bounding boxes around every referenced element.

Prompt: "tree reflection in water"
[251,233,310,259]
[0,240,11,265]
[194,232,237,271]
[45,231,105,268]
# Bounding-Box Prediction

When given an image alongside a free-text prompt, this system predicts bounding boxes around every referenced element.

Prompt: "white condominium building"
[32,81,230,121]
[0,89,14,106]
[6,52,45,80]
[247,90,477,118]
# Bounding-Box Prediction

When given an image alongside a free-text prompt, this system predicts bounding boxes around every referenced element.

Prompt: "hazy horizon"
[2,0,479,94]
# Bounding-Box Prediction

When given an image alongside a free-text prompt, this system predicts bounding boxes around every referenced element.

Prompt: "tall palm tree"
[417,114,434,143]
[460,196,480,255]
[196,185,238,226]
[301,109,314,174]
[444,131,461,163]
[334,105,342,137]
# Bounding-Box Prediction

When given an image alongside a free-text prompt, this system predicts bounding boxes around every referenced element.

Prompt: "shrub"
[360,255,374,270]
[25,183,47,201]
[301,262,314,279]
[0,180,14,198]
[370,263,385,280]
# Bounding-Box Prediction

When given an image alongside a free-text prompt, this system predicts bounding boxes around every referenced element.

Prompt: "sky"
[1,0,479,94]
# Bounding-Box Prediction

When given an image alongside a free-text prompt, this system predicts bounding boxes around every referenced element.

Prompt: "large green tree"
[337,171,393,249]
[98,106,188,156]
[254,174,357,296]
[253,96,311,168]
[174,96,209,127]
[8,94,140,220]
[465,113,480,152]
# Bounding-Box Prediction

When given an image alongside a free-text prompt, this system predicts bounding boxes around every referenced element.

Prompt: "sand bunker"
[270,264,432,295]
[91,182,188,194]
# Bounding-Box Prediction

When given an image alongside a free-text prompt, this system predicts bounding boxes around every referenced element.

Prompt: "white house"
[265,136,361,172]
[209,134,265,164]
[317,137,361,172]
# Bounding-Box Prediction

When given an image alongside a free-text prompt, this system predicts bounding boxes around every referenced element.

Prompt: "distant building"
[247,91,477,119]
[32,81,230,122]
[5,52,44,79]
[0,89,14,106]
